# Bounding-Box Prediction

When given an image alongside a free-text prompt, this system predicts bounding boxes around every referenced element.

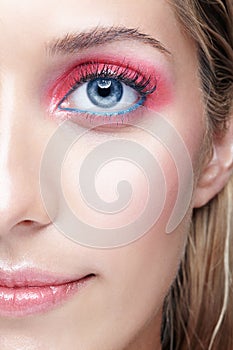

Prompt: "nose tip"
[0,163,51,236]
[0,124,52,237]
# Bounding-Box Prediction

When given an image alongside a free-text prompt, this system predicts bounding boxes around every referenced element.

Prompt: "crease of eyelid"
[45,26,172,58]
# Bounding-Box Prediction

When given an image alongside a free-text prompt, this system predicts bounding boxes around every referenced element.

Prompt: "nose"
[0,79,51,237]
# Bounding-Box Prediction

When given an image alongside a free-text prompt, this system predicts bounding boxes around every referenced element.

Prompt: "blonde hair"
[161,1,233,349]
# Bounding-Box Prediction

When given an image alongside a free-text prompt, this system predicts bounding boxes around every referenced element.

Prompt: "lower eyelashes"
[56,102,149,130]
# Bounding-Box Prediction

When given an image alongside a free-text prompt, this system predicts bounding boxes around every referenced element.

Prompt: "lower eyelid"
[55,100,150,130]
[58,96,146,117]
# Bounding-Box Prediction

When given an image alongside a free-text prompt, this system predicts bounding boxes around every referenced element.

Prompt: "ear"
[194,120,233,208]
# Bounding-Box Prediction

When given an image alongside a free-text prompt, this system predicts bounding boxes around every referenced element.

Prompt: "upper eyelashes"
[51,61,157,119]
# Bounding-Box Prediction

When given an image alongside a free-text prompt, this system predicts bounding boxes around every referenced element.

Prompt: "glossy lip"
[0,268,95,317]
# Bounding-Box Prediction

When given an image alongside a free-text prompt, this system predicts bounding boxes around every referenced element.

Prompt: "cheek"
[76,208,189,348]
[43,100,200,250]
[60,128,179,237]
[47,119,194,345]
[62,152,149,229]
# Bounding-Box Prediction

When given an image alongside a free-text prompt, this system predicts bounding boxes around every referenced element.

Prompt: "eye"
[58,77,146,116]
[51,61,158,125]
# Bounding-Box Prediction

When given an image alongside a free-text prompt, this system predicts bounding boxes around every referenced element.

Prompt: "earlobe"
[194,121,233,208]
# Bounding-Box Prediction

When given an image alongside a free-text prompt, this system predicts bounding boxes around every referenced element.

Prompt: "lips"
[0,268,95,317]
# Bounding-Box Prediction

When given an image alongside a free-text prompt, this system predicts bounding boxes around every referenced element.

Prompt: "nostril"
[22,220,34,226]
[20,220,44,229]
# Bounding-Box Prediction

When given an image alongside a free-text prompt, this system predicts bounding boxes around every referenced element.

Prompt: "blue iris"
[87,78,123,108]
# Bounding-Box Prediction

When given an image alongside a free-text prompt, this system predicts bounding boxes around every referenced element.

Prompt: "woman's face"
[0,0,205,349]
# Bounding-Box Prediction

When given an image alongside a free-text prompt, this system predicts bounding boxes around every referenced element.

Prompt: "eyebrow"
[46,26,171,57]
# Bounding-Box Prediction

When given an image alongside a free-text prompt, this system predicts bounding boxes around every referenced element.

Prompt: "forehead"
[0,0,180,48]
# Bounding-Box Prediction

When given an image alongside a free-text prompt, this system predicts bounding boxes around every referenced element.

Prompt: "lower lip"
[0,275,94,317]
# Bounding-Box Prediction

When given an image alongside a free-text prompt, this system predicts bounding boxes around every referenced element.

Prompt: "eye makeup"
[46,55,173,128]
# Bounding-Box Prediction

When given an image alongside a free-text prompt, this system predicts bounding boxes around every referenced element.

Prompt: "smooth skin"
[0,1,232,349]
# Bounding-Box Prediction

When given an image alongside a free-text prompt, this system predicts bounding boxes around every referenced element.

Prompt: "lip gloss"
[0,269,95,317]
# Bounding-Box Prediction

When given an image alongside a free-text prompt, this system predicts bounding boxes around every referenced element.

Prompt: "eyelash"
[51,60,158,126]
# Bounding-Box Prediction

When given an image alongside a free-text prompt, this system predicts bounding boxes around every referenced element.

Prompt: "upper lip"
[0,268,92,288]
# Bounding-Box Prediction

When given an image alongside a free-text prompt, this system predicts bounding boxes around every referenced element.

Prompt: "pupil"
[87,78,123,108]
[97,81,112,98]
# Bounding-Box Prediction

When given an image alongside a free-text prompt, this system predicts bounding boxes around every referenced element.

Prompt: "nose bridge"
[0,121,38,211]
[0,71,50,231]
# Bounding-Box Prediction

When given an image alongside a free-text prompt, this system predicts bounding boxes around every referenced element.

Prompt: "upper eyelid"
[57,62,157,103]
